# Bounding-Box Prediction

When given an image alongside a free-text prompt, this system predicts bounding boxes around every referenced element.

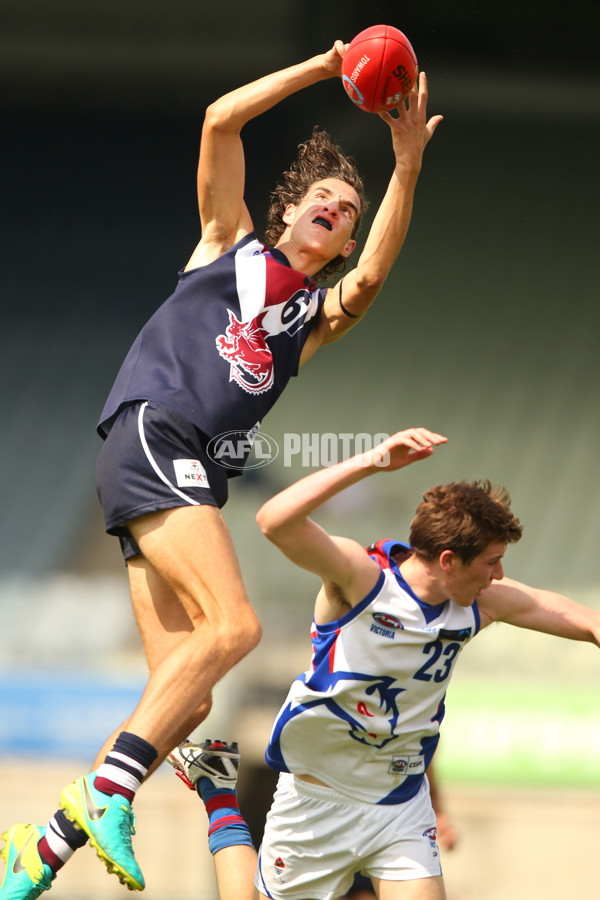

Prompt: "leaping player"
[0,41,442,899]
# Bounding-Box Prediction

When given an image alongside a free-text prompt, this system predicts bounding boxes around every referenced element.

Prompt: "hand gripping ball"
[341,24,418,113]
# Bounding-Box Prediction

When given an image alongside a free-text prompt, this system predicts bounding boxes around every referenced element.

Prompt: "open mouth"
[313,216,332,231]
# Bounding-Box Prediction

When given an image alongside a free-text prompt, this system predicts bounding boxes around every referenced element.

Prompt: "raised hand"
[319,40,349,78]
[379,72,444,168]
[362,427,448,471]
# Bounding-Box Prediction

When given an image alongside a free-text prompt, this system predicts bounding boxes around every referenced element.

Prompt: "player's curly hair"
[409,480,523,564]
[264,128,368,283]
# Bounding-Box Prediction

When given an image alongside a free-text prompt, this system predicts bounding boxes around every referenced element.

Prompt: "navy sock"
[38,809,88,872]
[94,731,158,802]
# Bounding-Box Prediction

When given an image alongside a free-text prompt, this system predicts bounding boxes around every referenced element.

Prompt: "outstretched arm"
[478,577,600,646]
[303,72,443,353]
[185,42,348,271]
[256,428,447,613]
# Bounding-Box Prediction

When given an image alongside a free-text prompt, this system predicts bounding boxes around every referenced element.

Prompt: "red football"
[341,25,418,114]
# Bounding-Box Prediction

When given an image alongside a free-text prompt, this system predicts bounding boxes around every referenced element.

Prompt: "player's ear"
[340,238,356,258]
[282,203,297,226]
[439,549,457,573]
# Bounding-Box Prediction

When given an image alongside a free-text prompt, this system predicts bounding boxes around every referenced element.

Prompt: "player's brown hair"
[409,480,523,564]
[264,128,368,282]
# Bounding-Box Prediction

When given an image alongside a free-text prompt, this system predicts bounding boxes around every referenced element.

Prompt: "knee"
[243,608,262,652]
[187,606,261,670]
[229,607,262,661]
[247,606,263,646]
[216,606,262,665]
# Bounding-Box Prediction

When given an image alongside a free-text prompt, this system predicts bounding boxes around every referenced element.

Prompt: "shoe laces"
[118,805,136,843]
[24,868,53,900]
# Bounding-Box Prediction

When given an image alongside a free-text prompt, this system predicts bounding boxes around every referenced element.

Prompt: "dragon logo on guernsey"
[216,310,274,395]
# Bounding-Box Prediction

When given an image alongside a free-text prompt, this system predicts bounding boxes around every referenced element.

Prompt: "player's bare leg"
[168,739,257,900]
[40,506,260,891]
[91,558,216,772]
[92,703,213,777]
[123,504,262,750]
[373,875,446,900]
[214,846,257,900]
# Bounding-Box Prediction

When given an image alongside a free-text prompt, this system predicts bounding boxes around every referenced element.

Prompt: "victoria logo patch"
[372,612,403,630]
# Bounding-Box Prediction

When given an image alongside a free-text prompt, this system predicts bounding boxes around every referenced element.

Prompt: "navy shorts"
[96,400,229,561]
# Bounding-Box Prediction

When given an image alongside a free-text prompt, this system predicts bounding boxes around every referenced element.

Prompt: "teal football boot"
[59,775,144,891]
[0,824,53,900]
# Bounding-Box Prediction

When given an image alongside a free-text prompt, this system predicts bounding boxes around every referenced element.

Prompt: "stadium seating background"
[1,2,599,897]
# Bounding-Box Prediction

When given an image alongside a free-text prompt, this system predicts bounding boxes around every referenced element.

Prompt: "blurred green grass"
[437,679,600,788]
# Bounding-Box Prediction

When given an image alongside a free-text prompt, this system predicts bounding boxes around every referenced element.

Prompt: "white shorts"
[254,773,442,900]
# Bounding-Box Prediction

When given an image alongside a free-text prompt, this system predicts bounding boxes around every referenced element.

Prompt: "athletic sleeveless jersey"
[97,233,327,460]
[265,540,480,805]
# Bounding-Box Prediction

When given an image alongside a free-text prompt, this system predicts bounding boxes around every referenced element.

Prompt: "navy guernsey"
[98,234,326,457]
